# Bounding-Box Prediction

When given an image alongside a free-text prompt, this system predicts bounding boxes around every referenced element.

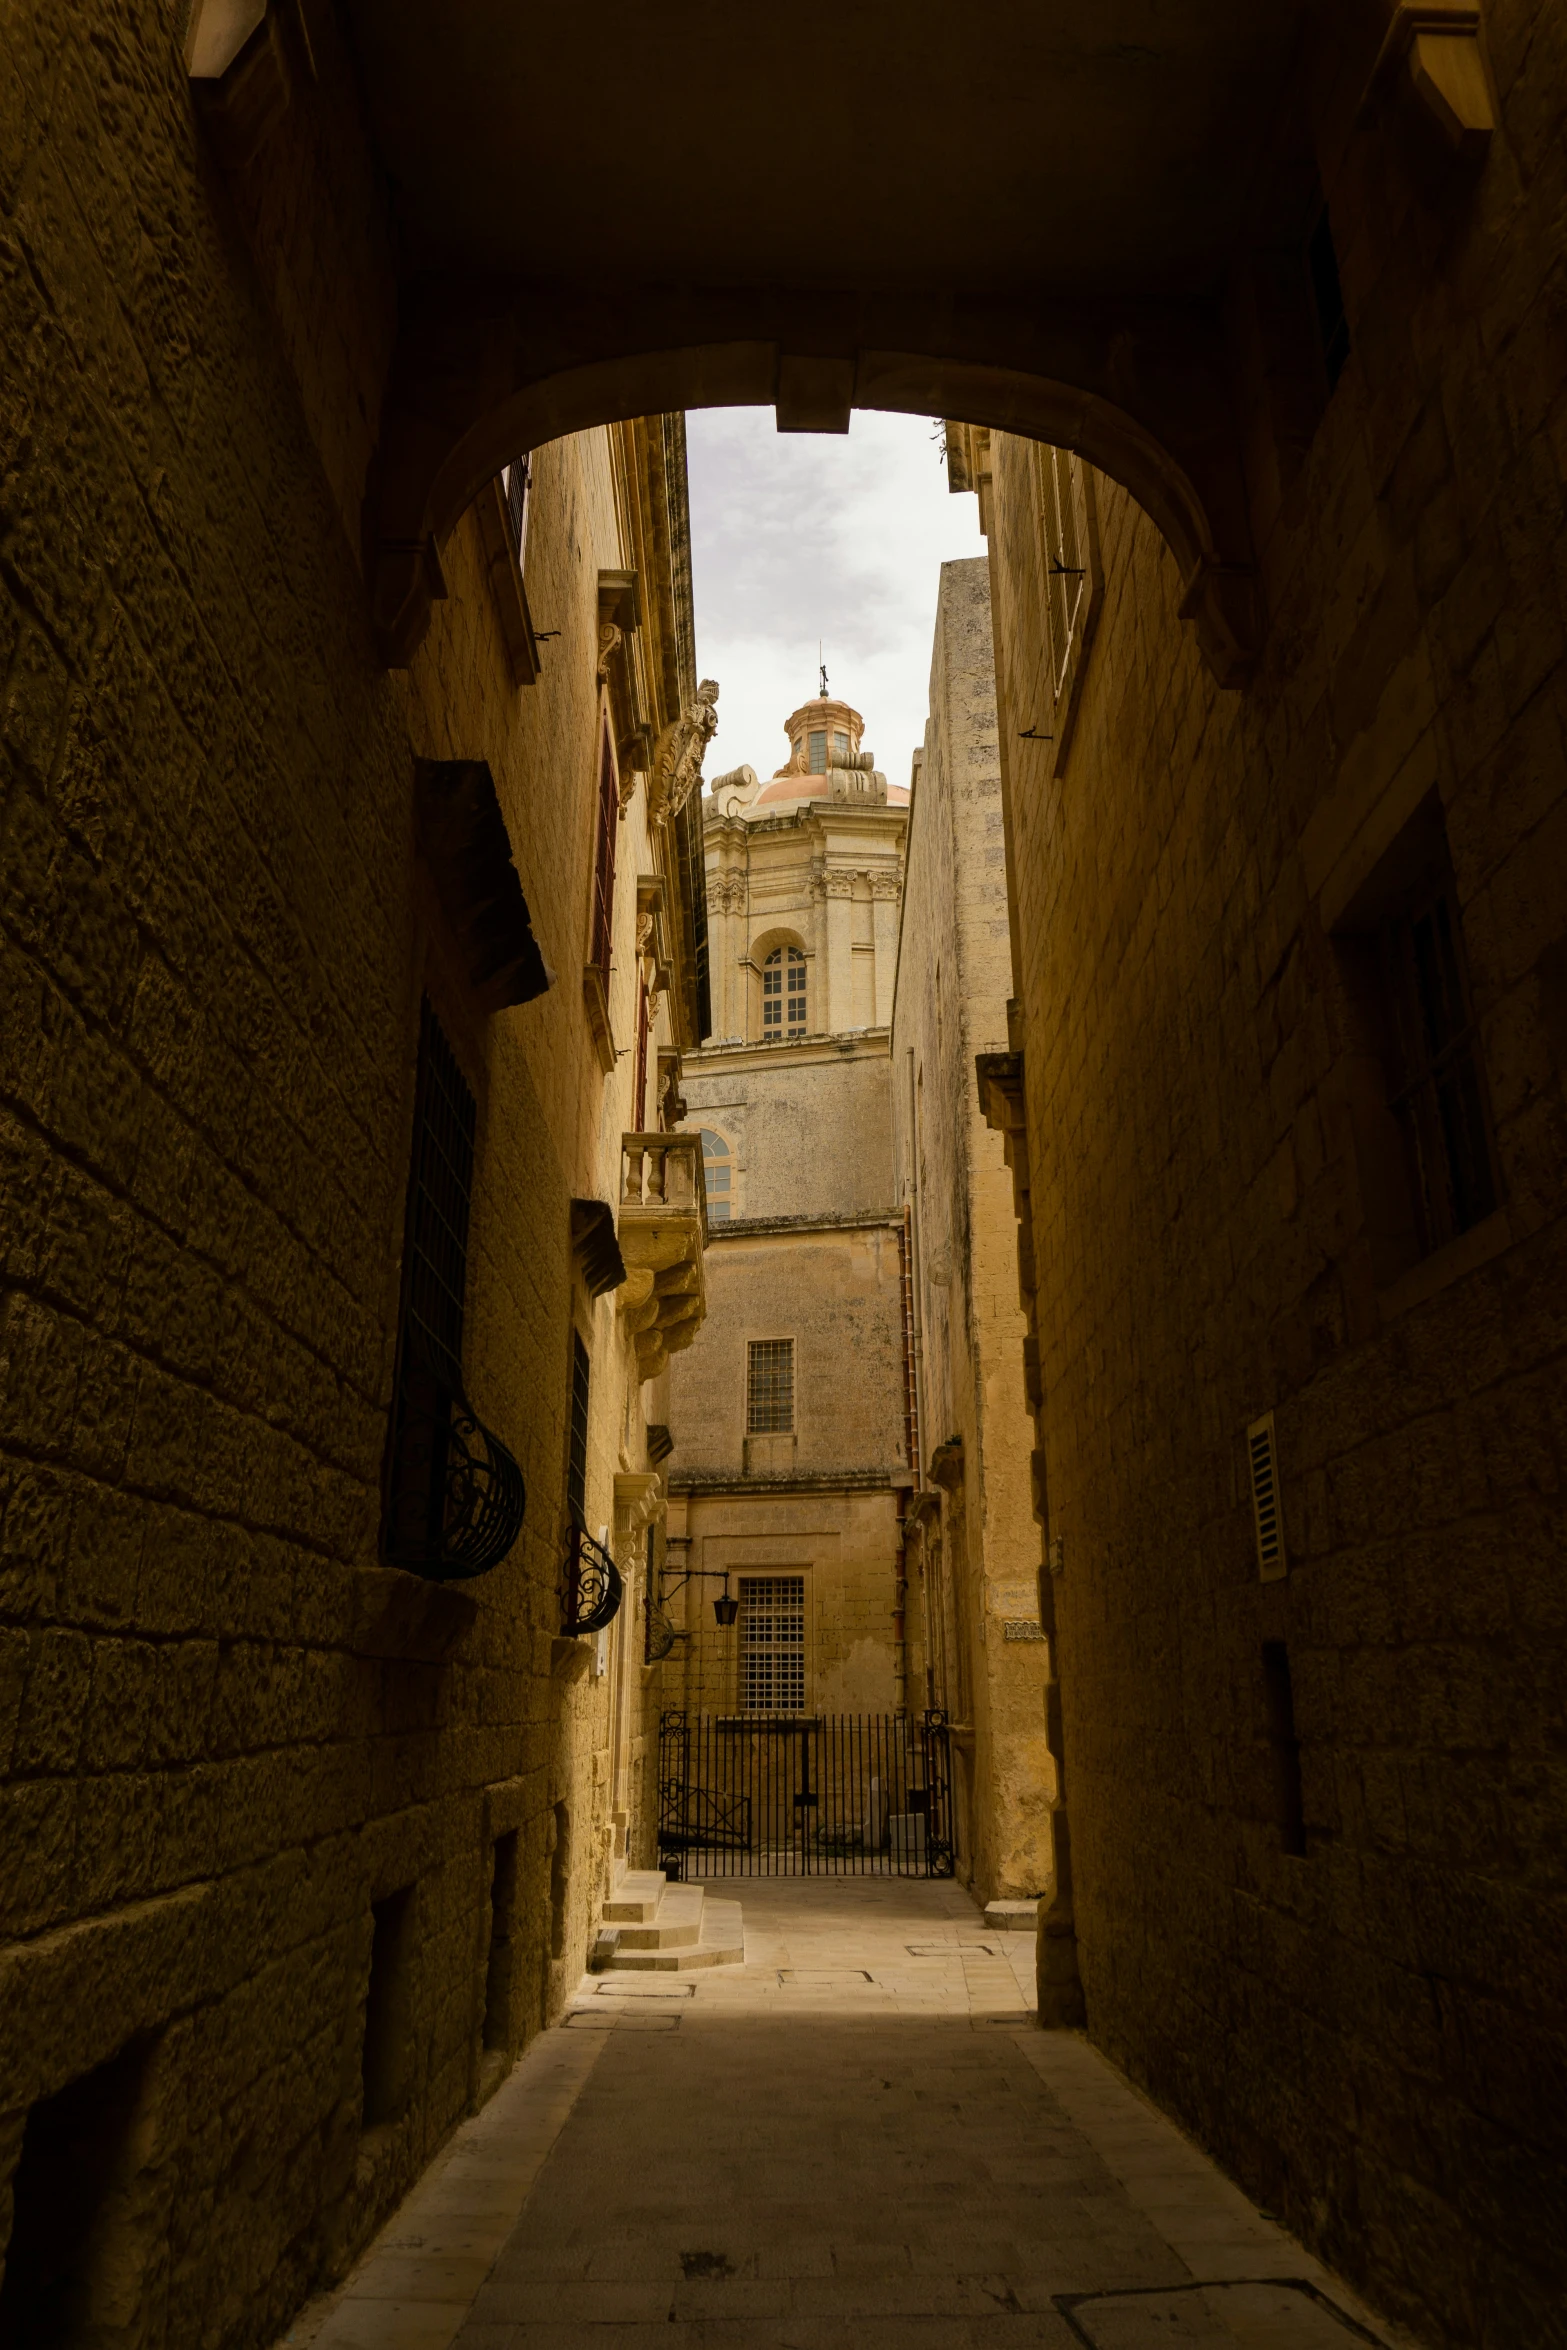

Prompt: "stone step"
[601,1869,670,1926]
[984,1897,1040,1931]
[593,1896,745,1973]
[612,1883,706,1949]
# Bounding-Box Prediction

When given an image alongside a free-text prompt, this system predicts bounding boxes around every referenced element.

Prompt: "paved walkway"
[281,1879,1419,2350]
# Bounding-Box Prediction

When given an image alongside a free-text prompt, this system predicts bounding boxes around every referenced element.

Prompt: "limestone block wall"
[665,1224,907,1482]
[681,1042,895,1219]
[891,558,1051,1904]
[980,30,1567,2343]
[0,8,681,2343]
[661,1489,901,1718]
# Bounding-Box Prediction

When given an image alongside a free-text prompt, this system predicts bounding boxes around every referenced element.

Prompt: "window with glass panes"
[739,1575,805,1712]
[762,946,806,1035]
[807,729,827,773]
[701,1129,733,1220]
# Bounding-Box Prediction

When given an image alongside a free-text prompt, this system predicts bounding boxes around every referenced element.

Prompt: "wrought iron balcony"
[384,1331,526,1582]
[617,1132,708,1380]
[560,1521,624,1636]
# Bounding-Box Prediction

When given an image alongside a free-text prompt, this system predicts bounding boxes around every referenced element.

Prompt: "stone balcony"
[618,1133,708,1379]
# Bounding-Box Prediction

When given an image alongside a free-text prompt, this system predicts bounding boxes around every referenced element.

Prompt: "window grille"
[567,1333,591,1528]
[501,454,531,564]
[589,725,618,977]
[383,1001,525,1579]
[747,1338,794,1434]
[1040,444,1088,699]
[1382,877,1497,1253]
[807,729,827,774]
[1246,1412,1285,1582]
[739,1575,806,1712]
[701,1129,733,1221]
[762,945,807,1035]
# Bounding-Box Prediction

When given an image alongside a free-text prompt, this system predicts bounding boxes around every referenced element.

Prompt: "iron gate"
[658,1709,954,1878]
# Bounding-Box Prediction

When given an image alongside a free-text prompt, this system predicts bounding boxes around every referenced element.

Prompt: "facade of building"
[6,8,1567,2347]
[956,297,1567,2342]
[0,15,714,2333]
[660,700,913,1745]
[890,559,1054,1910]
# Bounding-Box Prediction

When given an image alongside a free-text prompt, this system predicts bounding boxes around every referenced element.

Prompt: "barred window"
[588,724,618,979]
[382,1003,525,1581]
[747,1338,794,1434]
[1382,868,1497,1254]
[566,1333,590,1529]
[739,1575,805,1713]
[701,1129,733,1221]
[762,946,807,1036]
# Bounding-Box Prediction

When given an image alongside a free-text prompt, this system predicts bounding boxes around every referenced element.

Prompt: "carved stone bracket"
[616,1132,708,1381]
[613,1471,665,1539]
[1362,1,1496,159]
[648,680,720,828]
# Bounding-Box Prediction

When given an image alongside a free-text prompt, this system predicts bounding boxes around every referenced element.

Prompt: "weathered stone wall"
[681,1039,895,1219]
[979,22,1567,2340]
[0,7,688,2343]
[666,1223,906,1483]
[891,559,1052,1904]
[661,1487,902,1717]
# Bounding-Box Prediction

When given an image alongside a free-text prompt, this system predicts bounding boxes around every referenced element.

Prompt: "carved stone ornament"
[648,679,720,827]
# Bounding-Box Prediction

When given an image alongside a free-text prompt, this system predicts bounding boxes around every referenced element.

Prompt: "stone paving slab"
[275,1880,1426,2350]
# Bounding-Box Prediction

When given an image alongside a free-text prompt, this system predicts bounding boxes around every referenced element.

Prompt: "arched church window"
[762,946,807,1037]
[701,1129,733,1220]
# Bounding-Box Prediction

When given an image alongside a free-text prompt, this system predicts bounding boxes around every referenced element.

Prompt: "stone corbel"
[1177,558,1261,691]
[188,1,292,169]
[613,1471,665,1538]
[635,875,670,1003]
[598,572,645,808]
[1363,2,1496,160]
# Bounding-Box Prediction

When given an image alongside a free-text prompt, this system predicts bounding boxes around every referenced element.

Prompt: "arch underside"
[368,290,1261,688]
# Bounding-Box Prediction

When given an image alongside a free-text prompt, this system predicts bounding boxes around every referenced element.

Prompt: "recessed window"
[701,1129,733,1221]
[747,1338,795,1434]
[832,728,849,762]
[362,1885,416,2128]
[0,2036,156,2343]
[1382,871,1497,1250]
[1309,206,1350,393]
[1262,1643,1307,1858]
[807,729,827,774]
[1334,794,1499,1274]
[740,1575,806,1712]
[762,946,807,1036]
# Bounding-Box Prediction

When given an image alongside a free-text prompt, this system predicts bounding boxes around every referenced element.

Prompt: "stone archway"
[365,300,1257,686]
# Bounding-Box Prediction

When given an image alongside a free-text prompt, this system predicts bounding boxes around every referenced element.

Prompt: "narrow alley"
[4,9,1565,2350]
[283,1885,1404,2350]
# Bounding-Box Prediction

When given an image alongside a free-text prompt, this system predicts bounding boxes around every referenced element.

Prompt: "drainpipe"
[895,1204,923,1719]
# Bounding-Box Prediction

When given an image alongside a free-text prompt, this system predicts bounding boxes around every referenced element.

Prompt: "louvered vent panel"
[1247,1412,1286,1582]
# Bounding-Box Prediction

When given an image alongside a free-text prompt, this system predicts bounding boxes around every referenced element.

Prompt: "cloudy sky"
[685,409,985,793]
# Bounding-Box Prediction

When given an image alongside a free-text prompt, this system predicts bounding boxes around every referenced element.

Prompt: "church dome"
[748,694,909,809]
